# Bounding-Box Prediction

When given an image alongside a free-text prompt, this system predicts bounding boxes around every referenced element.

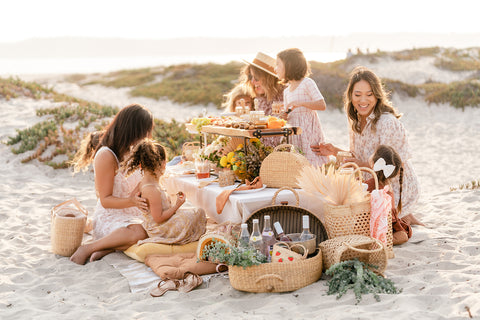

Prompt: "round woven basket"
[318,234,387,275]
[228,249,322,292]
[259,144,311,188]
[51,199,87,257]
[245,187,328,247]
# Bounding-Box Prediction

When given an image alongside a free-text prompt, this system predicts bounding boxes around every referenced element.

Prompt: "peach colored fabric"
[145,252,217,280]
[370,186,392,245]
[216,177,263,214]
[350,113,419,218]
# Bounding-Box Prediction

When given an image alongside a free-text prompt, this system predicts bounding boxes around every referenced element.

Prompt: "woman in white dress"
[72,103,153,261]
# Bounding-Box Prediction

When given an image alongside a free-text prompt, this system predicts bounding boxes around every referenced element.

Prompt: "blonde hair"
[240,64,284,103]
[222,83,255,112]
[71,130,104,173]
[344,66,401,134]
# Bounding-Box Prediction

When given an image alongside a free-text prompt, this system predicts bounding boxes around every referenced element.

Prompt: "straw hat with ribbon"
[243,52,278,78]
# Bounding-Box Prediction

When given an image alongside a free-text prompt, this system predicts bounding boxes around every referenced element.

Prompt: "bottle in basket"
[239,223,250,248]
[261,215,275,262]
[299,215,314,241]
[273,221,291,242]
[249,219,264,254]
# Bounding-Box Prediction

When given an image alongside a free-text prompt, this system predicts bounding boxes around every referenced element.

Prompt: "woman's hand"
[175,191,186,208]
[311,143,337,156]
[130,191,149,212]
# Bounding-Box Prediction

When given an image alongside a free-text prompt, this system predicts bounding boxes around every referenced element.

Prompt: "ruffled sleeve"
[377,114,412,161]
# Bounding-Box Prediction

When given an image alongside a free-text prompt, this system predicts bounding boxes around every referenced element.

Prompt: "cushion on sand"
[124,242,198,263]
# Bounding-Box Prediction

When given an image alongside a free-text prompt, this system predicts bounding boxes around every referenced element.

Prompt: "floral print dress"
[284,77,328,167]
[350,112,420,217]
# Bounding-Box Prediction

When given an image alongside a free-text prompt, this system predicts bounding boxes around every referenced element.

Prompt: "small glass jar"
[218,169,235,187]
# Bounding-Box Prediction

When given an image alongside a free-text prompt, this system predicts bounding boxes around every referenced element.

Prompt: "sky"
[3,0,480,43]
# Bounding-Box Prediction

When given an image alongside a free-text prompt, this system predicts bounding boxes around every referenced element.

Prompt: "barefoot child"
[366,145,412,245]
[275,48,328,166]
[71,139,206,265]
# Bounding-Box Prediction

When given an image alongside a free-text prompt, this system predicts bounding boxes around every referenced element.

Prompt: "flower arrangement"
[219,138,272,181]
[194,135,230,168]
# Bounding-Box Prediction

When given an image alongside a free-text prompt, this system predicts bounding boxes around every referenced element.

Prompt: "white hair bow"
[373,158,395,178]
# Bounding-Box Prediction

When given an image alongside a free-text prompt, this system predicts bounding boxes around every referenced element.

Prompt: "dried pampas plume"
[297,165,365,206]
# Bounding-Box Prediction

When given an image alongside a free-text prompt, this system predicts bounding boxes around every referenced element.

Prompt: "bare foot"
[70,244,93,265]
[89,249,114,262]
[402,214,425,226]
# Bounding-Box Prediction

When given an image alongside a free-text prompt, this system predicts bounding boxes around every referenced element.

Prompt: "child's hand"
[175,191,186,207]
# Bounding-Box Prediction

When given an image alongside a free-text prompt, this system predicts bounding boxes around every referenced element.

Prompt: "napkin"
[215,177,263,214]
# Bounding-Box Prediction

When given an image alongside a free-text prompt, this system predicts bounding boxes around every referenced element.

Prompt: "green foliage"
[383,78,420,98]
[87,68,160,88]
[130,62,241,107]
[325,259,401,304]
[310,62,349,110]
[422,80,480,109]
[391,47,440,60]
[0,77,53,100]
[7,120,57,153]
[200,238,267,268]
[450,179,480,191]
[152,118,199,160]
[434,48,480,71]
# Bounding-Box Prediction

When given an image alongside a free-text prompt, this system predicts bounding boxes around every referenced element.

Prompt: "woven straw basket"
[228,249,322,292]
[323,166,393,258]
[259,144,310,188]
[51,199,87,257]
[318,234,387,275]
[245,187,328,248]
[182,141,200,161]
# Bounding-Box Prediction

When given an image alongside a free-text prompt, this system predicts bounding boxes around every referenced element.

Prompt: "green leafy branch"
[200,238,267,269]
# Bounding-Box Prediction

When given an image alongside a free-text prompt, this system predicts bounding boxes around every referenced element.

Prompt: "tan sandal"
[150,279,180,297]
[177,272,203,293]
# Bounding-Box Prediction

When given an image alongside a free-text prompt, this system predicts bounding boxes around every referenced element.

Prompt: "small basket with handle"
[182,141,201,161]
[51,199,87,257]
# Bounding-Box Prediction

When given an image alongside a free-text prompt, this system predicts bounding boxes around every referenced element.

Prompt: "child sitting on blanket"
[366,144,412,245]
[70,139,206,265]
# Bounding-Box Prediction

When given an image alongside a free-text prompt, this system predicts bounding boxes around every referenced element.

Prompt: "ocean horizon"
[0,51,346,76]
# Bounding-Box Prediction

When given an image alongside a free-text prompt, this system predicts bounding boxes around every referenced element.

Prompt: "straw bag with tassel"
[51,199,87,257]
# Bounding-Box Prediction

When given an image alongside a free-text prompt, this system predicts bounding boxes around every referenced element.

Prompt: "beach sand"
[1,58,480,319]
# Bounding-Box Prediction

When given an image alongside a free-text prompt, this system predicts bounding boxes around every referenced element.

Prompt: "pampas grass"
[297,165,365,206]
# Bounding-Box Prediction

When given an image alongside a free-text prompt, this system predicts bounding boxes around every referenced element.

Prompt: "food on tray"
[267,116,287,129]
[167,161,196,175]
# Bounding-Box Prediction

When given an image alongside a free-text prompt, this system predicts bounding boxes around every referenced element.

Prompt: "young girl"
[222,83,255,113]
[275,48,328,166]
[367,145,412,245]
[70,139,206,265]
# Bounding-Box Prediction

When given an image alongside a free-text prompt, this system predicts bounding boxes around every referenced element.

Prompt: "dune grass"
[434,48,480,71]
[422,79,480,109]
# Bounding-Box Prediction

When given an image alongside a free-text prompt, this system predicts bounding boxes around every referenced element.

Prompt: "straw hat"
[243,52,278,78]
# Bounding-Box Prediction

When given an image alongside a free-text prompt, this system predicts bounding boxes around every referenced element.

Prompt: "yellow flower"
[235,144,243,151]
[227,152,235,162]
[250,138,259,143]
[219,156,228,167]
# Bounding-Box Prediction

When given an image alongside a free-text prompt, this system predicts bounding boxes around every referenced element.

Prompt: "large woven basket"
[259,144,311,188]
[228,249,323,292]
[51,199,87,257]
[318,234,387,275]
[323,166,393,258]
[245,187,328,247]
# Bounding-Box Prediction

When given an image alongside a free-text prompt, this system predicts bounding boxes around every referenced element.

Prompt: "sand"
[1,57,480,319]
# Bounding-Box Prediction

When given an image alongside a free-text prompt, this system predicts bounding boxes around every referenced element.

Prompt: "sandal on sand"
[150,279,180,297]
[177,272,203,293]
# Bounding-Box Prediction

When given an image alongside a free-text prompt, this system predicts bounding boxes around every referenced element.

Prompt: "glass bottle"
[249,219,264,253]
[239,223,250,248]
[273,221,291,242]
[261,215,275,261]
[299,215,314,241]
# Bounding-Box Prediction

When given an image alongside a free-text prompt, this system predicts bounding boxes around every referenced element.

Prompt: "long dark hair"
[344,66,401,134]
[100,104,154,162]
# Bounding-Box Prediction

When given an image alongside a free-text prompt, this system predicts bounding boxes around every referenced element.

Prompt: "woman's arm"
[94,151,141,209]
[145,188,186,224]
[311,143,342,157]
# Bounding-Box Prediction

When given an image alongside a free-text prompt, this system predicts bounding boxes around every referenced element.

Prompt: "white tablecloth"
[162,174,325,224]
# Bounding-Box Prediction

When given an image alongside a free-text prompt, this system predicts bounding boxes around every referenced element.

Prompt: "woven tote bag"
[259,144,310,188]
[51,199,87,256]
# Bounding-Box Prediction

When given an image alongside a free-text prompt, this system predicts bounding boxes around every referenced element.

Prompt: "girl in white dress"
[275,48,328,167]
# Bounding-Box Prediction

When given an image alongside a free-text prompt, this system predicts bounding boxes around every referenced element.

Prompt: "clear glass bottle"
[239,223,250,248]
[249,219,264,253]
[261,215,275,261]
[273,221,291,242]
[299,215,314,241]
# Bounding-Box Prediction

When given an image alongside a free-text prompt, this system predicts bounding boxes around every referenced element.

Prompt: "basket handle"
[288,243,308,258]
[51,198,88,217]
[271,187,299,206]
[255,273,284,284]
[183,141,200,148]
[353,167,379,190]
[342,237,385,254]
[338,162,360,171]
[273,144,296,153]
